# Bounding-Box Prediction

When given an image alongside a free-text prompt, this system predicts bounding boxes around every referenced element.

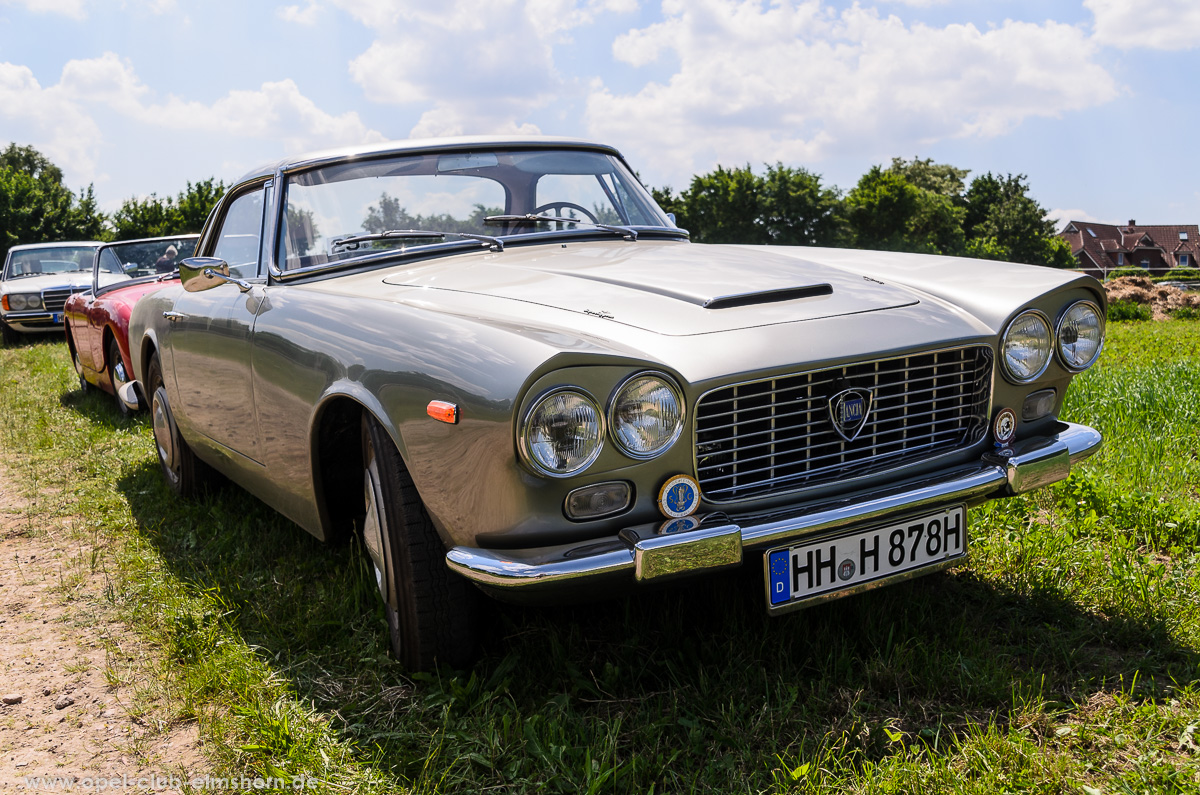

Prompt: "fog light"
[1022,389,1057,422]
[564,482,632,520]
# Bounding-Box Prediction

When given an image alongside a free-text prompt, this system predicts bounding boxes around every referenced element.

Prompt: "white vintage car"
[1,241,105,345]
[124,136,1106,670]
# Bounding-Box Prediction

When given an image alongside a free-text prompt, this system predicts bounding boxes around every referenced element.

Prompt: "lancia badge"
[658,475,700,518]
[827,387,873,442]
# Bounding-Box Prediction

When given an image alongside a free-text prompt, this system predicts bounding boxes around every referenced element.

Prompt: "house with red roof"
[1058,220,1199,279]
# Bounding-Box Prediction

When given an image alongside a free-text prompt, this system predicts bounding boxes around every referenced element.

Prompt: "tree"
[962,173,1075,268]
[844,166,965,255]
[0,143,107,264]
[657,163,845,246]
[887,157,969,200]
[110,178,226,240]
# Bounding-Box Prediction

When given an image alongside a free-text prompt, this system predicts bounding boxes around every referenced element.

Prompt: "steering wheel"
[531,202,599,224]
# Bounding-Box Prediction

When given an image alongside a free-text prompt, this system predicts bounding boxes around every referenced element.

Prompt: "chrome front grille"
[41,288,76,313]
[694,346,993,502]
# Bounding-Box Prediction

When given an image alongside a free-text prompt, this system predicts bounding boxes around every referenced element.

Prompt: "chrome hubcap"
[362,461,391,607]
[113,360,127,386]
[151,388,178,478]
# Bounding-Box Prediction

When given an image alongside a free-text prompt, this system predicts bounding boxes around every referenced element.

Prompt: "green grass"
[3,323,1200,792]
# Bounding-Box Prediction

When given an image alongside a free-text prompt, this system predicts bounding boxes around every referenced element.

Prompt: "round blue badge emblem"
[658,475,700,518]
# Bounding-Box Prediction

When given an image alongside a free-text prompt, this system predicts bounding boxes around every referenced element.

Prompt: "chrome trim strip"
[446,421,1101,589]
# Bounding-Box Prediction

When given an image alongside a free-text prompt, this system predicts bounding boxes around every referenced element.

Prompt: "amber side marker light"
[427,400,459,424]
[0,296,9,311]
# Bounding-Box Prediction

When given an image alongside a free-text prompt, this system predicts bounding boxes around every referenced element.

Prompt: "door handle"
[163,311,186,323]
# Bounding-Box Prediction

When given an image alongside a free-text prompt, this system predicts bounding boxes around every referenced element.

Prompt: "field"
[1,322,1199,793]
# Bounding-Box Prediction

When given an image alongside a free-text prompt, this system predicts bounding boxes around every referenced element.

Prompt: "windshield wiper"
[331,229,504,252]
[484,214,638,241]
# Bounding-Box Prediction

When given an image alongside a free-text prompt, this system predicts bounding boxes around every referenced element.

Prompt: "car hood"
[1,272,93,293]
[380,240,920,336]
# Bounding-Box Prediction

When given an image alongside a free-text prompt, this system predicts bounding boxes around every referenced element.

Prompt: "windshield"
[4,246,96,279]
[97,238,198,278]
[277,148,675,271]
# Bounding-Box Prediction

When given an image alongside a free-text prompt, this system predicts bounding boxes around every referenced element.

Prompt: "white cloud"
[1086,0,1200,51]
[1048,208,1107,229]
[0,54,386,186]
[588,0,1119,186]
[1,0,87,19]
[338,0,637,138]
[0,62,103,180]
[277,1,320,25]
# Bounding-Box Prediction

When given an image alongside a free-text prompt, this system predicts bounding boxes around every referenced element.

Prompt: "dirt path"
[0,465,205,791]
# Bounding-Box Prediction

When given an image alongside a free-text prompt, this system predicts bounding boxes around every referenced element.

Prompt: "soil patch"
[0,465,205,791]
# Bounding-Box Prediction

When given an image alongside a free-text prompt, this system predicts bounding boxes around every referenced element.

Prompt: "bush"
[1108,300,1151,322]
[1155,268,1200,283]
[1106,267,1151,280]
[1171,305,1200,320]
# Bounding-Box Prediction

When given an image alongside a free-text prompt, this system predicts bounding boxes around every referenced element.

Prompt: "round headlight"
[27,294,42,310]
[1001,310,1053,383]
[1057,300,1104,372]
[521,389,604,476]
[9,294,27,310]
[609,373,684,459]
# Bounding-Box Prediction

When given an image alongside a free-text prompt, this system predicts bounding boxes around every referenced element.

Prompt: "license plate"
[52,313,62,324]
[765,505,966,611]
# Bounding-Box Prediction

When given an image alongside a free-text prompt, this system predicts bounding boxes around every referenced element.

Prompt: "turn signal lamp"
[565,482,631,520]
[427,400,458,424]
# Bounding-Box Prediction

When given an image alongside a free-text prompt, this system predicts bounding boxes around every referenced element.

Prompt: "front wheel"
[107,338,132,417]
[361,414,478,670]
[147,353,213,497]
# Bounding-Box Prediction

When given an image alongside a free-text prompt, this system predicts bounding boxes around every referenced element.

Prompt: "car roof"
[7,240,104,253]
[237,135,625,184]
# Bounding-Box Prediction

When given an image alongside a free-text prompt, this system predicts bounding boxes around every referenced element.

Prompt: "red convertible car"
[64,235,198,414]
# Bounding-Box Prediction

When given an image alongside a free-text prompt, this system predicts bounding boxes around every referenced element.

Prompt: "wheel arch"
[310,386,413,544]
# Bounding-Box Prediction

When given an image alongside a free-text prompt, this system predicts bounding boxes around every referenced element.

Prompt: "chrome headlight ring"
[518,386,606,478]
[607,370,686,460]
[1055,300,1105,373]
[1000,309,1054,384]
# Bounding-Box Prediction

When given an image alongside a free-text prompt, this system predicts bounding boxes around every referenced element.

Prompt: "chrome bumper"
[446,421,1102,590]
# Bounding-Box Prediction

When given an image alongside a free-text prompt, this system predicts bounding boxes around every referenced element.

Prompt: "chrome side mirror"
[180,257,251,293]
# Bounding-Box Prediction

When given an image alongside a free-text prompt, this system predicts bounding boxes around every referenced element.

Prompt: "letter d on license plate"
[764,505,966,614]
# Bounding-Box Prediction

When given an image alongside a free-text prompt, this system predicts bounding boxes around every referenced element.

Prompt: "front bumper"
[1,311,63,333]
[446,421,1101,592]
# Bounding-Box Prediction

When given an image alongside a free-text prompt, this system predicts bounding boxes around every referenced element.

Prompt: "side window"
[97,248,124,275]
[212,187,265,279]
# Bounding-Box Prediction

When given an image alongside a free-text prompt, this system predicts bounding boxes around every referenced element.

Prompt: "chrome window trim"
[606,370,687,461]
[1054,299,1105,373]
[691,343,995,505]
[1000,309,1054,384]
[517,386,607,479]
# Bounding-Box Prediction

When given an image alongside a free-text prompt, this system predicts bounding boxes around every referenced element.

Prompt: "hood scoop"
[704,284,832,309]
[545,269,833,310]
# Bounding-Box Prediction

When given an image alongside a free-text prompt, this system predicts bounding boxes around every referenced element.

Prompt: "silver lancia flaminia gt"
[122,137,1105,670]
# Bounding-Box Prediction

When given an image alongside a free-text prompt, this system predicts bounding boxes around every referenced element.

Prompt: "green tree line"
[652,157,1074,268]
[2,142,1073,269]
[0,143,225,264]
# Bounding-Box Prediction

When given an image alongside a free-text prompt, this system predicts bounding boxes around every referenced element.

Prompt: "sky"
[0,0,1196,230]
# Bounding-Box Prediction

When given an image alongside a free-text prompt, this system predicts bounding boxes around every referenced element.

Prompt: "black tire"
[68,334,89,393]
[1,323,19,347]
[107,338,132,417]
[147,353,213,497]
[361,413,478,670]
